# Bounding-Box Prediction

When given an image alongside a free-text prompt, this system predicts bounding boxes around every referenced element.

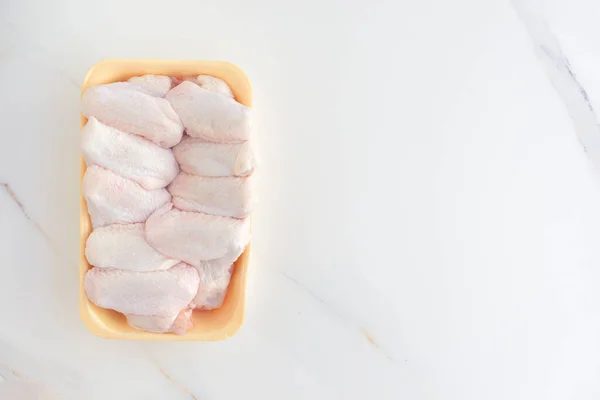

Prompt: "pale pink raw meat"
[176,75,233,98]
[80,72,257,335]
[166,81,250,143]
[169,173,255,218]
[193,263,233,310]
[81,117,179,190]
[84,263,199,318]
[127,75,173,97]
[85,223,179,271]
[82,165,170,228]
[126,308,193,335]
[82,82,183,148]
[173,135,255,177]
[192,75,234,97]
[145,203,251,267]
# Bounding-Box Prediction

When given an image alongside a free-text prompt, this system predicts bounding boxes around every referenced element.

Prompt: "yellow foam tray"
[79,59,252,341]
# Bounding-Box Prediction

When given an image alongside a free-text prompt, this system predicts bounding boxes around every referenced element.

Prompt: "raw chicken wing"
[81,117,179,189]
[126,308,193,335]
[193,263,233,310]
[81,82,183,147]
[82,165,170,228]
[177,75,233,98]
[85,223,179,271]
[173,135,255,177]
[84,263,199,318]
[168,173,254,218]
[127,75,172,97]
[145,203,251,266]
[193,75,234,97]
[166,81,250,143]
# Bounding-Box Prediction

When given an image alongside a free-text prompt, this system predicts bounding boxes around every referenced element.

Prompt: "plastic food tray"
[79,59,252,341]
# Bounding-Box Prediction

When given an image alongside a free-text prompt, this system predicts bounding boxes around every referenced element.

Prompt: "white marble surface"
[1,0,600,398]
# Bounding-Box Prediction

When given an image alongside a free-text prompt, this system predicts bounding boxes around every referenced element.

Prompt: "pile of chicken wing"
[81,74,254,334]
